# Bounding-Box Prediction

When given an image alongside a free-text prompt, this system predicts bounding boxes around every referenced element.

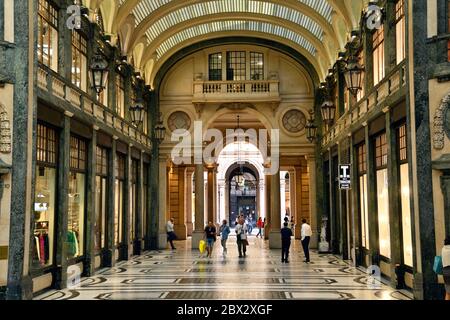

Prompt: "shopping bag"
[433,256,443,275]
[199,240,206,254]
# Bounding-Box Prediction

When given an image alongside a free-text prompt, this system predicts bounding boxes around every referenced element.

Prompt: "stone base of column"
[310,231,318,249]
[269,231,282,249]
[101,248,114,268]
[158,232,168,250]
[191,231,204,250]
[119,243,129,261]
[5,275,33,300]
[186,222,193,236]
[133,239,142,256]
[264,224,270,240]
[53,266,68,290]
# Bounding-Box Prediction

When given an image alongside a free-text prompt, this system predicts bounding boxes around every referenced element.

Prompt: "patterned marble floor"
[35,235,412,300]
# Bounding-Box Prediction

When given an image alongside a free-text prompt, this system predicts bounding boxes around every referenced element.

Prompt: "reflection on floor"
[35,236,412,300]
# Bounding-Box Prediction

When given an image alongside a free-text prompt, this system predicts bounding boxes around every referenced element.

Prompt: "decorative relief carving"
[218,102,255,111]
[0,105,11,153]
[282,109,306,134]
[433,91,450,150]
[168,111,191,132]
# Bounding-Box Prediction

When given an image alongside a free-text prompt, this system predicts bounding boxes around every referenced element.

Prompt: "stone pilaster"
[133,154,143,256]
[5,0,36,300]
[294,166,302,240]
[192,164,205,249]
[206,164,217,226]
[269,170,281,249]
[157,157,168,249]
[365,125,379,265]
[0,0,4,40]
[307,156,318,248]
[264,167,271,240]
[350,135,361,266]
[185,167,194,236]
[386,109,402,286]
[84,127,97,276]
[53,113,71,290]
[103,138,117,266]
[119,145,131,260]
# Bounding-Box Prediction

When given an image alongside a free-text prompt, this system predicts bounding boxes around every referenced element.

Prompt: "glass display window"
[130,159,138,244]
[143,163,149,240]
[33,124,58,270]
[357,143,369,250]
[37,0,58,71]
[71,30,87,91]
[95,146,108,253]
[67,135,87,259]
[115,153,125,248]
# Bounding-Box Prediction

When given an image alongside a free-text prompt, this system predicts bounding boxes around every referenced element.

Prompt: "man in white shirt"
[235,215,248,258]
[301,219,312,263]
[166,218,176,250]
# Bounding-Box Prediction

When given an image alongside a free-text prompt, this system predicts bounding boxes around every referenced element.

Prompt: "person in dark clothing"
[281,222,293,263]
[204,221,217,258]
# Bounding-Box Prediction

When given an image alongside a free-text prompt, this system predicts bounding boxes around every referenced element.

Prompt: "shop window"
[95,146,108,253]
[116,75,125,118]
[68,135,87,258]
[226,51,246,81]
[143,163,149,240]
[115,154,125,247]
[357,143,369,250]
[373,25,385,86]
[395,0,406,64]
[33,124,58,270]
[37,0,58,71]
[250,52,264,80]
[375,133,390,259]
[208,53,222,81]
[398,124,413,267]
[71,31,87,91]
[130,159,138,244]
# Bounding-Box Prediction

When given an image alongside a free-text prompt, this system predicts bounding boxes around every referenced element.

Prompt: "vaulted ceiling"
[83,0,368,86]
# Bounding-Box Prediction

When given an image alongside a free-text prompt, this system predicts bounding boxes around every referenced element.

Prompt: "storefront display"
[95,146,108,253]
[32,124,57,269]
[115,154,125,248]
[68,135,86,259]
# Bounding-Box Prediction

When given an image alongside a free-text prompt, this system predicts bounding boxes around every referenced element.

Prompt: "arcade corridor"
[35,236,411,300]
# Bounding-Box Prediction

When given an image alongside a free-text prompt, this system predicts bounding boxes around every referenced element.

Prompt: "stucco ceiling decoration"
[87,0,361,84]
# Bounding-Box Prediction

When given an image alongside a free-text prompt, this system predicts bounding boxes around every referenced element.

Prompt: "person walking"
[235,216,248,258]
[256,217,263,238]
[442,235,450,300]
[204,221,217,258]
[301,219,312,262]
[281,222,293,263]
[219,220,231,256]
[166,218,176,250]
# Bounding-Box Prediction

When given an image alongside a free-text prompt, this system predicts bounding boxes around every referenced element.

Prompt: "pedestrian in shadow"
[281,222,292,263]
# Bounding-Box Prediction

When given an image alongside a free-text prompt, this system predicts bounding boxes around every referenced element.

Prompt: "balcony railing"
[193,80,280,103]
[37,64,152,150]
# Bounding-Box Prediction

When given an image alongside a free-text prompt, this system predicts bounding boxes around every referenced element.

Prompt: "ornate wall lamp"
[306,109,318,143]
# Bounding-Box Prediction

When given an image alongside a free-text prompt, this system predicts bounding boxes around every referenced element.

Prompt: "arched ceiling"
[83,0,364,85]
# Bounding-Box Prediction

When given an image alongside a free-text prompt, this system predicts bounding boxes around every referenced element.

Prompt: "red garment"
[39,234,45,265]
[257,219,263,228]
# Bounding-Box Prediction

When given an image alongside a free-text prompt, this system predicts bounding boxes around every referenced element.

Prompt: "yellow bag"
[199,240,206,253]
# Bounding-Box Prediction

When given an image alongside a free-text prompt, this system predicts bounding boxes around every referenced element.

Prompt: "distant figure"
[204,221,217,258]
[166,218,176,250]
[442,235,450,300]
[235,216,248,258]
[219,220,231,256]
[256,217,263,238]
[281,222,293,263]
[301,219,312,263]
[290,218,295,234]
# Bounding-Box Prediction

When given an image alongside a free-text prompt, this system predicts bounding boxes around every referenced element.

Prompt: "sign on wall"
[339,164,351,190]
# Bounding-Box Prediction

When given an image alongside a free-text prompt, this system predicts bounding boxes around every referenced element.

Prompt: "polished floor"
[35,235,412,300]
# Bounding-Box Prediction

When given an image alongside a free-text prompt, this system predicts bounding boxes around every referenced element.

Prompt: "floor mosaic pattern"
[35,236,412,300]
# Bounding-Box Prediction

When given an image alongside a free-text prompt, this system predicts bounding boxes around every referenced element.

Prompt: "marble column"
[206,164,217,225]
[104,138,117,266]
[294,166,303,240]
[386,109,402,286]
[53,113,71,290]
[175,165,187,240]
[185,167,194,236]
[120,145,131,260]
[307,156,318,248]
[5,0,36,300]
[157,157,168,249]
[269,170,282,248]
[192,164,205,249]
[84,127,97,276]
[133,154,144,256]
[264,164,272,240]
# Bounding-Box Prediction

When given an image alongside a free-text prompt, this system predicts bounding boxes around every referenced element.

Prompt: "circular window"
[282,109,306,133]
[167,111,191,132]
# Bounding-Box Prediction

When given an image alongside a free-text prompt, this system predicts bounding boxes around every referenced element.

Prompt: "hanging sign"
[339,164,351,190]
